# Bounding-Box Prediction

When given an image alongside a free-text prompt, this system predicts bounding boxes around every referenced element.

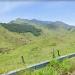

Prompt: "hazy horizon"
[0,1,75,25]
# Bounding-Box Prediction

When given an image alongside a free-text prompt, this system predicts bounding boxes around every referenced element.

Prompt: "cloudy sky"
[0,1,75,25]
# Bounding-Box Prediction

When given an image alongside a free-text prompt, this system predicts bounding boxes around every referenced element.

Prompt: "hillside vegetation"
[0,18,75,74]
[17,58,75,75]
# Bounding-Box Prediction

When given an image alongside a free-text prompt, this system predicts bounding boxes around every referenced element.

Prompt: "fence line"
[1,53,75,75]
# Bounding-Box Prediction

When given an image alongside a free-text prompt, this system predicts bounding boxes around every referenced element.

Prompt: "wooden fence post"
[52,48,55,58]
[57,50,60,56]
[21,56,25,64]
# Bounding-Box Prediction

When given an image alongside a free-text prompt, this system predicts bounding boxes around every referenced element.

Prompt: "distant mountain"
[30,19,52,25]
[45,21,69,29]
[9,18,75,31]
[9,18,52,25]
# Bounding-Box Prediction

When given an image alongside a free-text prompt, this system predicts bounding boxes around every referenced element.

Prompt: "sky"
[0,1,75,25]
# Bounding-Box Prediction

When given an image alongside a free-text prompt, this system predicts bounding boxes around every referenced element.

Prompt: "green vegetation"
[1,23,41,36]
[0,18,75,74]
[17,58,75,75]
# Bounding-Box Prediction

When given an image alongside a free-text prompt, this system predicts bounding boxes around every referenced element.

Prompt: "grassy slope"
[17,57,75,75]
[0,23,75,74]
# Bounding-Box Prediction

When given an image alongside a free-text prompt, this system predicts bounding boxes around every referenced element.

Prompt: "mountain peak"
[9,18,70,29]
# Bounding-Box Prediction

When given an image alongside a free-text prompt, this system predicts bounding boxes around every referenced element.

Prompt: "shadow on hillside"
[0,23,42,36]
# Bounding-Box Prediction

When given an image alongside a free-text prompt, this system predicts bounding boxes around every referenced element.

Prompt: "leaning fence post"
[21,56,25,64]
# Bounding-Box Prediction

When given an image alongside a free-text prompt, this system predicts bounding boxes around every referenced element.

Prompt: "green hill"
[0,18,75,74]
[1,23,42,36]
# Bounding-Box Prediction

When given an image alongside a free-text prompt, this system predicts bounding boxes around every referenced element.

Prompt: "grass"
[17,57,75,75]
[0,24,75,74]
[0,40,75,74]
